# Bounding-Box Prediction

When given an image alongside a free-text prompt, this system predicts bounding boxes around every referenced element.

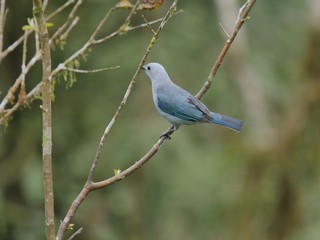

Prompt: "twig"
[50,0,82,44]
[141,14,156,34]
[56,1,178,239]
[61,65,120,73]
[0,51,41,122]
[218,22,230,39]
[32,1,54,240]
[129,9,183,31]
[19,31,28,101]
[196,0,256,99]
[46,0,75,20]
[67,227,83,240]
[0,0,7,62]
[58,16,79,43]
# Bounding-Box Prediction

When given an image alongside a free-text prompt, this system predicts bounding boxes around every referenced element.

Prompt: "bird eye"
[147,66,151,70]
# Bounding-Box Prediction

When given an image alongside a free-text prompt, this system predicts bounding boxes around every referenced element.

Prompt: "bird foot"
[159,127,175,140]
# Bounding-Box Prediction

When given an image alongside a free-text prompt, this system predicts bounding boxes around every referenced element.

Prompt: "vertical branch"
[0,0,7,62]
[19,31,28,102]
[32,1,54,240]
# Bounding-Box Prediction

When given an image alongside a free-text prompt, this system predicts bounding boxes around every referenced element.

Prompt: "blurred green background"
[1,0,320,239]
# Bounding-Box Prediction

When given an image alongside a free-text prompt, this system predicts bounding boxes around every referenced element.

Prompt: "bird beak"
[141,65,146,70]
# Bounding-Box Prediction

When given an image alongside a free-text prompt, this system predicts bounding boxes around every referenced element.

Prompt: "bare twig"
[50,0,82,44]
[67,227,83,240]
[218,22,230,39]
[56,1,178,239]
[46,0,76,20]
[61,65,120,73]
[0,0,7,62]
[19,31,28,102]
[32,1,54,240]
[141,14,156,34]
[196,0,256,99]
[58,16,79,43]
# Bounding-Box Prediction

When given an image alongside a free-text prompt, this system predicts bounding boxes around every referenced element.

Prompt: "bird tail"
[210,112,243,132]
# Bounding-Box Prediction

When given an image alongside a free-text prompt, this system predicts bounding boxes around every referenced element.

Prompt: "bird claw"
[160,132,172,140]
[159,127,175,140]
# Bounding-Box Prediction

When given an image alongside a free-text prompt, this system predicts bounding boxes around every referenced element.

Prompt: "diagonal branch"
[196,0,256,99]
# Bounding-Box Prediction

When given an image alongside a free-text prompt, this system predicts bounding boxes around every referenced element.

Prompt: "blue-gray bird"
[142,63,243,138]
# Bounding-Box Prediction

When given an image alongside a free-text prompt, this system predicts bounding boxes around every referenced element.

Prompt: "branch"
[0,0,7,60]
[32,1,54,240]
[195,0,256,99]
[67,227,83,240]
[56,1,178,239]
[61,65,120,73]
[50,0,82,44]
[46,0,76,20]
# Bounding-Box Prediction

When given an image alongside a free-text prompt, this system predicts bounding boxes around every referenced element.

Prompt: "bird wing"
[156,87,210,123]
[186,95,211,117]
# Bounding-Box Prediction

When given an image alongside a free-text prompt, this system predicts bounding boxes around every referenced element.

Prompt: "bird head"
[142,62,170,83]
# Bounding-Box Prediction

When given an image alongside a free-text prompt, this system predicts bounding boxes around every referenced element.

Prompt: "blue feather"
[210,113,243,132]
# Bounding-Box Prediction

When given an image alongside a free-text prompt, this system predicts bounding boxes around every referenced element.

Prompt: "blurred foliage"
[0,0,320,240]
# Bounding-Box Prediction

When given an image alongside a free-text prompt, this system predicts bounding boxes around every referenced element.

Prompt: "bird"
[142,62,243,139]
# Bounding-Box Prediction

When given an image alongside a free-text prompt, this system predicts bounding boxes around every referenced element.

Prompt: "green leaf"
[22,25,34,31]
[45,22,54,28]
[114,169,121,176]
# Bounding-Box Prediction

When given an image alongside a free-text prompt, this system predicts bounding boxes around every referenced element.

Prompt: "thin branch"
[0,51,41,120]
[0,0,7,62]
[50,0,82,44]
[218,22,230,39]
[19,31,28,102]
[91,137,165,189]
[141,14,156,34]
[195,0,256,99]
[130,9,183,31]
[56,1,178,239]
[61,65,120,73]
[58,16,79,43]
[67,227,83,240]
[46,0,75,20]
